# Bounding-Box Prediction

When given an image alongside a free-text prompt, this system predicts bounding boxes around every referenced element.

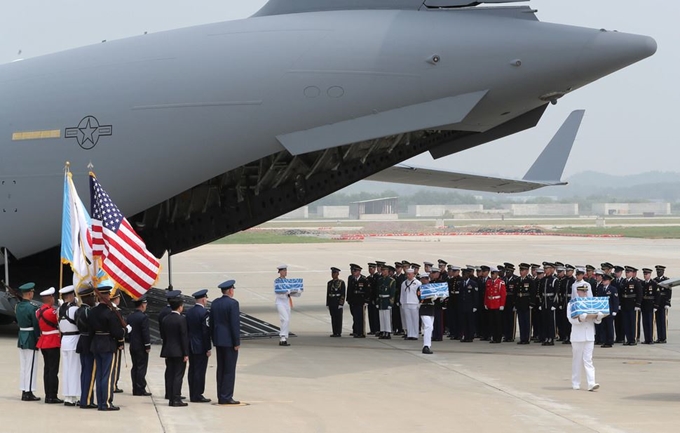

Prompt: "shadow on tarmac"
[623,393,680,402]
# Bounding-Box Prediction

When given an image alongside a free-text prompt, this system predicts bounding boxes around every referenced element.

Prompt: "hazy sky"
[1,0,677,179]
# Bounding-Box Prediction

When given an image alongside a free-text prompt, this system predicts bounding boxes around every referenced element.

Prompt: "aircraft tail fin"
[522,110,585,183]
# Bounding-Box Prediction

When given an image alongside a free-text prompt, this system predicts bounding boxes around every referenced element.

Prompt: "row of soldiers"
[326,260,672,353]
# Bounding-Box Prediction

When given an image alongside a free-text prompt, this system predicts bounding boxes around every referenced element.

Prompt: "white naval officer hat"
[277,264,288,271]
[59,285,75,294]
[40,287,56,296]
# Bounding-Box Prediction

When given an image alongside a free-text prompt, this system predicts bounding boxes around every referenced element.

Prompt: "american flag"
[90,173,160,298]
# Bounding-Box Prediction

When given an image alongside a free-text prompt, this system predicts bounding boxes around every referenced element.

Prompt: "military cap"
[642,268,653,274]
[330,267,341,273]
[475,266,482,272]
[277,264,288,271]
[40,287,55,296]
[585,264,596,271]
[519,263,530,270]
[430,268,441,274]
[133,296,148,306]
[536,268,545,274]
[111,290,122,300]
[554,261,564,267]
[97,286,113,295]
[78,285,95,296]
[480,265,490,271]
[375,261,386,266]
[497,264,505,271]
[412,263,421,269]
[59,285,75,295]
[543,262,555,269]
[18,282,35,292]
[625,266,638,273]
[613,265,625,273]
[423,261,434,267]
[164,289,181,298]
[394,262,403,268]
[418,273,430,279]
[556,266,566,272]
[530,263,540,269]
[350,263,362,271]
[576,284,589,291]
[565,264,575,271]
[503,262,514,269]
[575,268,586,274]
[405,268,416,274]
[600,262,614,269]
[218,280,235,290]
[449,265,461,271]
[387,265,396,272]
[438,259,447,265]
[655,265,666,270]
[368,263,377,268]
[602,274,613,281]
[490,267,501,273]
[595,270,604,276]
[192,289,209,299]
[401,260,410,266]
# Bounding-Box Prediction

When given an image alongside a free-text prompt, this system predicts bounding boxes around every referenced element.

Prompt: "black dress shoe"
[64,401,77,407]
[190,396,211,403]
[113,388,123,393]
[279,340,291,346]
[218,398,241,405]
[98,405,120,411]
[21,392,41,402]
[133,392,153,396]
[169,400,188,407]
[629,342,637,346]
[422,346,433,354]
[80,403,98,409]
[45,397,64,404]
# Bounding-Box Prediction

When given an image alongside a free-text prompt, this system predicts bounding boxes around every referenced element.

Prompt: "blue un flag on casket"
[570,297,610,318]
[419,283,449,300]
[275,278,304,294]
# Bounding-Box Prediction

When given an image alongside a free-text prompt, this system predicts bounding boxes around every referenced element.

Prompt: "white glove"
[538,306,542,311]
[473,308,477,313]
[126,324,132,334]
[484,306,488,310]
[551,307,556,311]
[579,313,588,322]
[499,306,504,311]
[513,307,517,312]
[596,312,604,321]
[612,312,617,316]
[654,308,658,313]
[338,305,343,309]
[635,307,641,312]
[57,299,64,307]
[665,305,670,310]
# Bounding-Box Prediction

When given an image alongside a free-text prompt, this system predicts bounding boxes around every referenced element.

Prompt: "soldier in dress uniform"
[447,266,462,340]
[477,265,491,340]
[608,264,625,343]
[597,274,619,348]
[110,291,124,394]
[89,286,128,411]
[592,270,604,345]
[560,265,576,344]
[530,264,540,280]
[377,265,396,339]
[57,285,81,406]
[210,280,241,405]
[366,263,380,335]
[620,266,642,346]
[161,293,189,407]
[392,262,405,335]
[418,273,435,354]
[275,264,300,346]
[126,296,152,397]
[347,264,369,338]
[538,263,559,346]
[458,267,478,342]
[438,259,448,275]
[326,267,346,337]
[502,263,519,342]
[157,286,176,328]
[654,265,671,343]
[401,268,421,341]
[186,289,212,403]
[485,268,507,344]
[515,264,535,344]
[554,265,567,342]
[585,265,598,289]
[640,268,658,345]
[531,268,545,341]
[75,285,97,409]
[429,268,444,342]
[36,287,63,404]
[16,283,41,402]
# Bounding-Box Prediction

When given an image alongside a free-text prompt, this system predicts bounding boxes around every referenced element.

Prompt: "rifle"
[93,286,127,328]
[1,280,22,299]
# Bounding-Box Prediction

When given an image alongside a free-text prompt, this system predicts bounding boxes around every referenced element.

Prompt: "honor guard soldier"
[447,266,462,340]
[423,261,434,273]
[515,264,535,344]
[392,262,406,335]
[597,274,619,348]
[560,265,576,344]
[438,259,448,275]
[592,270,604,344]
[640,269,658,344]
[58,285,81,406]
[530,264,540,279]
[210,280,241,405]
[458,267,478,342]
[126,296,152,397]
[89,286,128,411]
[531,268,545,341]
[503,263,519,342]
[401,268,422,340]
[36,287,63,404]
[654,265,671,343]
[620,266,642,346]
[326,267,346,337]
[369,261,385,335]
[347,264,369,338]
[275,264,299,346]
[485,268,507,344]
[365,263,378,335]
[609,264,625,343]
[418,273,435,354]
[110,291,124,394]
[538,263,559,345]
[377,265,396,339]
[161,293,189,407]
[429,268,444,341]
[186,290,211,402]
[585,265,598,289]
[554,265,567,342]
[75,285,97,408]
[477,265,491,340]
[16,283,41,401]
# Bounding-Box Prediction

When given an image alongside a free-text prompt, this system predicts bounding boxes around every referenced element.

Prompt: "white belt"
[489,296,501,299]
[41,330,60,335]
[19,327,34,331]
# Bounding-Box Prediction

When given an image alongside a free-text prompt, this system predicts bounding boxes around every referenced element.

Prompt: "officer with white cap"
[275,265,300,346]
[418,273,435,354]
[58,285,81,406]
[16,283,41,401]
[567,284,604,391]
[36,287,63,404]
[401,268,421,341]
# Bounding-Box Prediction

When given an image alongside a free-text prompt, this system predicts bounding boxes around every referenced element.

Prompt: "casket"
[419,283,449,300]
[274,278,304,294]
[570,297,610,318]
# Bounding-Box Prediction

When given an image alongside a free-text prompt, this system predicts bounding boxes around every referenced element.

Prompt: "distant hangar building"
[592,203,671,216]
[349,197,398,220]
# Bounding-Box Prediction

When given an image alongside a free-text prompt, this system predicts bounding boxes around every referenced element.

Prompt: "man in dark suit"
[126,296,151,396]
[160,290,183,400]
[210,280,241,405]
[160,295,189,407]
[186,289,212,403]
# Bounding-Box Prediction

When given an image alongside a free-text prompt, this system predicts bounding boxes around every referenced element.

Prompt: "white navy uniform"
[58,291,81,404]
[401,275,421,339]
[567,299,603,391]
[275,277,301,342]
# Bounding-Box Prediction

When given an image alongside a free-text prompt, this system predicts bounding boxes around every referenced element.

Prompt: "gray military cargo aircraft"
[0,0,656,322]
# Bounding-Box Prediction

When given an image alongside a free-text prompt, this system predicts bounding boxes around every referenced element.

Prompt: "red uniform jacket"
[484,278,507,310]
[36,304,61,349]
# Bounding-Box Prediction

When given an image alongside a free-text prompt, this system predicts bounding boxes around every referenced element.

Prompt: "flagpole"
[59,162,71,291]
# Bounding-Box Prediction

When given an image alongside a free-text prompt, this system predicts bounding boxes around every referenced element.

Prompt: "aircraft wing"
[367,110,585,193]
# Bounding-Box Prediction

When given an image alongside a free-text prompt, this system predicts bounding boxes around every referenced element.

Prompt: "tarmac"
[1,235,679,433]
